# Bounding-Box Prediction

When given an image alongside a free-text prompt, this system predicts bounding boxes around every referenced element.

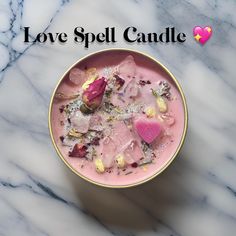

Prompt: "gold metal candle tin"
[48,48,188,188]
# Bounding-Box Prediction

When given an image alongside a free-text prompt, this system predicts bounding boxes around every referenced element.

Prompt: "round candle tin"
[48,48,188,188]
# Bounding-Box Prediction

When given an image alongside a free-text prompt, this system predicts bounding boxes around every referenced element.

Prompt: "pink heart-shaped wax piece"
[193,26,212,45]
[134,118,162,144]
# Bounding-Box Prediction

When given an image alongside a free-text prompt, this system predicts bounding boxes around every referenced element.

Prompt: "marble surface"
[0,0,236,235]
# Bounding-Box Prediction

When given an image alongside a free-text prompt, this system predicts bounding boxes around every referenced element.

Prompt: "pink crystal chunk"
[69,68,87,86]
[123,140,143,164]
[100,137,116,168]
[118,55,136,77]
[70,110,90,133]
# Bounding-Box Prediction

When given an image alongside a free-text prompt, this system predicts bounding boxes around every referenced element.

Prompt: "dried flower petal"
[69,144,87,158]
[90,137,100,146]
[114,75,125,90]
[139,80,151,86]
[131,162,138,168]
[59,105,65,113]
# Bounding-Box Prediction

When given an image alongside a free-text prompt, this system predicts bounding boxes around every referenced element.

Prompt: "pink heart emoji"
[193,26,212,45]
[134,118,162,144]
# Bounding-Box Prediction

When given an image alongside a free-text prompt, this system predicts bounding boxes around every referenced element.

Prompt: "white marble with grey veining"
[0,0,236,235]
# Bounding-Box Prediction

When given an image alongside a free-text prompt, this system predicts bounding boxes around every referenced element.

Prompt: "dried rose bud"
[81,77,107,111]
[69,143,87,158]
[79,103,94,114]
[114,75,125,90]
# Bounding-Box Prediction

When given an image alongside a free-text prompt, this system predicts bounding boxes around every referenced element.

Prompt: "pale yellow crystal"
[116,154,125,168]
[95,159,105,173]
[156,96,168,113]
[145,106,156,118]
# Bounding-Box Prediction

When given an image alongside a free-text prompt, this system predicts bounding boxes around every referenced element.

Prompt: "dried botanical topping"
[105,89,112,98]
[59,136,64,142]
[82,77,107,112]
[125,171,133,175]
[151,88,158,97]
[69,143,88,158]
[64,100,83,116]
[131,162,138,168]
[90,137,100,146]
[86,146,97,160]
[92,147,97,158]
[106,116,115,122]
[103,67,114,80]
[80,103,94,114]
[141,141,151,153]
[59,105,65,113]
[151,152,156,158]
[151,87,168,113]
[55,92,79,100]
[138,160,153,167]
[139,80,151,86]
[67,128,82,138]
[156,81,171,99]
[84,130,103,145]
[114,75,125,90]
[103,102,115,113]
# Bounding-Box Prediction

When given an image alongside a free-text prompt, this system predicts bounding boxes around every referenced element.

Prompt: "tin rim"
[48,48,188,188]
